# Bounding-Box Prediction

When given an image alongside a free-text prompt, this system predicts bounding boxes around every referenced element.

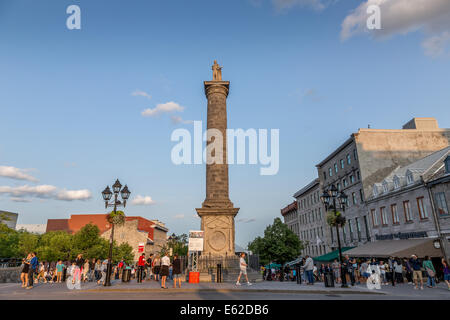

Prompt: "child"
[56,260,65,283]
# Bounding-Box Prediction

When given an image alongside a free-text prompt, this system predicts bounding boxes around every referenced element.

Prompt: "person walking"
[20,254,31,288]
[344,255,355,286]
[403,258,412,284]
[146,253,154,281]
[442,259,450,291]
[26,252,38,289]
[388,256,396,286]
[160,252,170,289]
[410,255,424,290]
[152,254,161,282]
[303,255,314,285]
[137,253,146,283]
[236,252,252,286]
[332,259,341,284]
[422,256,436,288]
[394,259,403,284]
[172,254,182,288]
[82,259,90,282]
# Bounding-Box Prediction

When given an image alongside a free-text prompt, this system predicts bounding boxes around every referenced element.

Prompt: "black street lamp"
[101,179,130,287]
[321,184,348,288]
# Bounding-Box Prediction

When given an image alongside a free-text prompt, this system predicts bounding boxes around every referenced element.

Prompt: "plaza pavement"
[0,279,449,300]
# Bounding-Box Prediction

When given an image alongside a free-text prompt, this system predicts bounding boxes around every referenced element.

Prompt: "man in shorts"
[410,254,424,290]
[236,253,252,286]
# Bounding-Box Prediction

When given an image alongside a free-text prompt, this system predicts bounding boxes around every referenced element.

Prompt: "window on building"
[319,207,322,220]
[373,185,378,197]
[343,179,348,188]
[342,225,347,242]
[348,219,354,242]
[334,163,338,173]
[393,176,400,189]
[417,197,428,219]
[353,149,358,160]
[435,192,449,216]
[347,154,351,165]
[445,155,450,173]
[330,227,334,243]
[359,189,364,202]
[371,209,378,226]
[329,168,333,177]
[323,171,327,181]
[340,159,344,169]
[364,215,371,241]
[406,172,414,185]
[403,201,412,222]
[380,207,388,225]
[357,171,360,180]
[391,204,399,224]
[356,217,361,241]
[352,192,357,205]
[350,175,355,184]
[383,181,389,193]
[337,183,341,191]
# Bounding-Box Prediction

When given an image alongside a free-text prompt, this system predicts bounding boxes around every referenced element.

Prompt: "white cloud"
[341,0,450,57]
[422,31,450,57]
[131,195,155,205]
[56,189,92,201]
[272,0,331,12]
[132,90,152,100]
[171,115,194,125]
[174,214,185,219]
[0,185,57,198]
[141,101,184,117]
[0,166,38,182]
[0,184,91,201]
[10,197,32,203]
[236,218,257,223]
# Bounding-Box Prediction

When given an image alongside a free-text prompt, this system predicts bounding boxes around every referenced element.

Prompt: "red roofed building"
[46,214,168,261]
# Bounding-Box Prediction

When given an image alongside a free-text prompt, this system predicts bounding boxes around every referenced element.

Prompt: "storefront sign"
[375,231,427,240]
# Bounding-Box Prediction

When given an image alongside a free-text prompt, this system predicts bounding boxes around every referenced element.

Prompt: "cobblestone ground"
[0,278,449,300]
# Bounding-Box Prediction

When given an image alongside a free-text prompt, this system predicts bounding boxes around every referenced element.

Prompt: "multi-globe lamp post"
[101,179,130,287]
[320,184,349,288]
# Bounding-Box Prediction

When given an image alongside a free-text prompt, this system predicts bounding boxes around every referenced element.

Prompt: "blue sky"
[1,0,450,247]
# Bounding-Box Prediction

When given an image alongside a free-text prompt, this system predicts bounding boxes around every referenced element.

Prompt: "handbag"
[426,267,435,277]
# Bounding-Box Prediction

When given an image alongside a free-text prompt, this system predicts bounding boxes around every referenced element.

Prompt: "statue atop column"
[212,60,222,81]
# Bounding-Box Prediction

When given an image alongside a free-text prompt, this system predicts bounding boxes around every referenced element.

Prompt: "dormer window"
[382,181,389,193]
[406,171,414,185]
[445,155,450,174]
[393,176,400,189]
[373,185,378,197]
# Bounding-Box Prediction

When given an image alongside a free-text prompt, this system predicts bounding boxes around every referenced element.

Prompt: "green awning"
[313,247,354,262]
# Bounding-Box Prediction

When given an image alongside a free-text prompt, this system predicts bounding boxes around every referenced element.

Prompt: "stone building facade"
[294,179,330,257]
[281,201,298,236]
[316,118,450,250]
[366,148,449,252]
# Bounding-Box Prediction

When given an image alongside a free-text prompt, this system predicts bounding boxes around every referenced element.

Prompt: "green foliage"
[107,210,125,225]
[247,218,303,266]
[158,233,188,257]
[326,211,346,227]
[0,223,20,257]
[0,222,134,263]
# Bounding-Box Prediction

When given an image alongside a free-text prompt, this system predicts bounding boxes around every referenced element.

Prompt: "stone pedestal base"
[196,207,239,256]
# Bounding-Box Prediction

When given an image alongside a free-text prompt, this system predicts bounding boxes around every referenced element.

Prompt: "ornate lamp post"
[101,179,130,286]
[320,184,348,288]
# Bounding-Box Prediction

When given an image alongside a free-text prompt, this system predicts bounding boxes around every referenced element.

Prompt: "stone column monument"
[196,60,239,257]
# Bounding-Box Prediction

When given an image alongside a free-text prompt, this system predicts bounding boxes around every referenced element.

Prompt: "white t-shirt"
[240,257,246,270]
[161,256,170,266]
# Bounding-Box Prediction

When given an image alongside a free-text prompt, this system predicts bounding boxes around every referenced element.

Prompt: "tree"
[37,231,73,261]
[0,224,20,258]
[113,242,134,264]
[248,218,303,266]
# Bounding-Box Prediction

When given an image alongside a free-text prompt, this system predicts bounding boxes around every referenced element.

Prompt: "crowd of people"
[19,251,186,290]
[261,254,450,291]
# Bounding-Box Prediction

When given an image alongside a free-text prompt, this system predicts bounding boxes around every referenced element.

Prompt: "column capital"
[204,81,230,98]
